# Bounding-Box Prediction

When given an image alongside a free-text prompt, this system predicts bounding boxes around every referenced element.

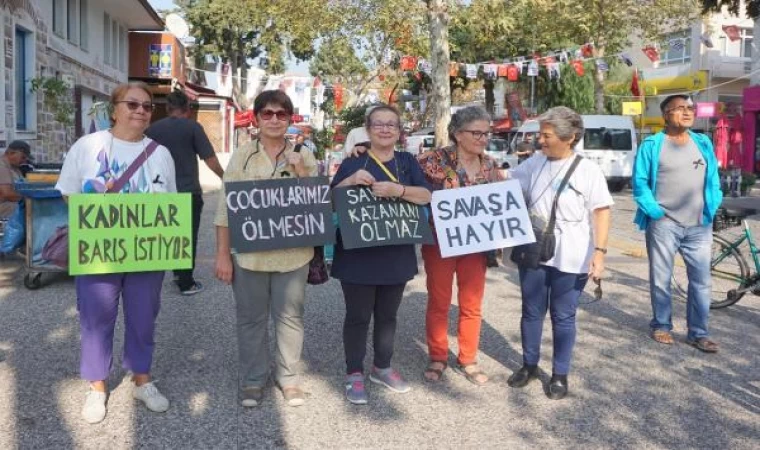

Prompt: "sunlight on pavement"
[189,392,209,416]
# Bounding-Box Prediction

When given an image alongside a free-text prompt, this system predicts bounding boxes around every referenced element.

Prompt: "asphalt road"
[0,190,758,449]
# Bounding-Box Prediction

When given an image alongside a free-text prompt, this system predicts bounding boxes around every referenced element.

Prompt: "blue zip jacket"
[632,130,722,230]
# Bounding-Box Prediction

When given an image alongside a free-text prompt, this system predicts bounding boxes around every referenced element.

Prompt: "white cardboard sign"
[431,180,536,258]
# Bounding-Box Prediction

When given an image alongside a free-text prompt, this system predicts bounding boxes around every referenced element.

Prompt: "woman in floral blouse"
[417,106,504,385]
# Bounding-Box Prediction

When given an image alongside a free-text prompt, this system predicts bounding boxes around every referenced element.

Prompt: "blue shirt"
[632,130,722,230]
[330,151,431,285]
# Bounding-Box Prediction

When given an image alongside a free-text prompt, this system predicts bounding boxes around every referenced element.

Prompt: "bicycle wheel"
[672,235,750,309]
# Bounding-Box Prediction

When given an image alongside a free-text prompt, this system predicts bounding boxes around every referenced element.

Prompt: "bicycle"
[672,210,760,309]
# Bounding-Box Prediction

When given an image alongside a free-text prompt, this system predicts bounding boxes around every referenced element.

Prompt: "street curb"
[608,236,647,259]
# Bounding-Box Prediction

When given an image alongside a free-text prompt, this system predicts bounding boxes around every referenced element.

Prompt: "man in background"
[0,140,32,219]
[146,91,224,296]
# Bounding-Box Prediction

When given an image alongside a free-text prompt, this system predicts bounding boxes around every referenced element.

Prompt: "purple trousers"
[75,271,164,381]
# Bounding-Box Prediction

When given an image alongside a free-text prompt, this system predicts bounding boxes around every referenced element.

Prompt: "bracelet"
[399,184,406,198]
[594,247,608,254]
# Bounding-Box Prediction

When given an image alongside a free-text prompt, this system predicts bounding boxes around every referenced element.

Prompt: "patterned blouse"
[417,145,505,191]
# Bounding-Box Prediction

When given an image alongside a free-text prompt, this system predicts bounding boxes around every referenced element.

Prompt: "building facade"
[0,0,162,162]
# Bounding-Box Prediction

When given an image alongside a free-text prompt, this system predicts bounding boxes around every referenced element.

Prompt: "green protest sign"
[68,193,192,275]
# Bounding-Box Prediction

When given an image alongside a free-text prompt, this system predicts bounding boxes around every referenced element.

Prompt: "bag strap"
[546,155,582,231]
[107,140,160,193]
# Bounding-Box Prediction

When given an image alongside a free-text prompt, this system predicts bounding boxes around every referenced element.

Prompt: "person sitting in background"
[0,140,32,219]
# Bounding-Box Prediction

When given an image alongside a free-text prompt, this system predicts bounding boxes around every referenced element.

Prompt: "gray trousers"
[232,260,309,388]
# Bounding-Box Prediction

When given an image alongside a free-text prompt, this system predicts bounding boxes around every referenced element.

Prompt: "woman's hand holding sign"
[372,181,404,199]
[352,169,376,186]
[286,152,308,177]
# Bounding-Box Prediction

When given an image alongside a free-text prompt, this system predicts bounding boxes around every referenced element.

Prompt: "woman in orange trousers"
[417,106,504,385]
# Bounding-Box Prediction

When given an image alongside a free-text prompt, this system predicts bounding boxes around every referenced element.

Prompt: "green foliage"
[700,0,760,18]
[175,0,326,75]
[308,0,428,104]
[30,77,74,127]
[540,63,596,114]
[311,128,334,160]
[337,104,371,131]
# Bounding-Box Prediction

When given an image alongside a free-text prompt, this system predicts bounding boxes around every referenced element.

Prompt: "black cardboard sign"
[225,177,335,253]
[333,186,434,249]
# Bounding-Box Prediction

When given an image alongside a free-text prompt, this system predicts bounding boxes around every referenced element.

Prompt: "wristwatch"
[594,247,608,254]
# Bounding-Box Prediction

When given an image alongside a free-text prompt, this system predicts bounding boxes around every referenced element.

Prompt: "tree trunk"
[427,0,451,148]
[594,44,606,114]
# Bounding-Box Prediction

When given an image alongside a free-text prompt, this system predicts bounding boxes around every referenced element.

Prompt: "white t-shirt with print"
[509,153,614,274]
[56,130,176,195]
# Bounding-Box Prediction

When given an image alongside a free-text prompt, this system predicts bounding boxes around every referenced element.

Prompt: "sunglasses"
[115,101,154,112]
[593,278,603,300]
[259,109,290,121]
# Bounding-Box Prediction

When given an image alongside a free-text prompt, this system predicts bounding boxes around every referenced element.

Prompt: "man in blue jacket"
[632,94,722,353]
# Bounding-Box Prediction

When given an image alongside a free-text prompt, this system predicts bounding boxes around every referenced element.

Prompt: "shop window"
[660,31,691,66]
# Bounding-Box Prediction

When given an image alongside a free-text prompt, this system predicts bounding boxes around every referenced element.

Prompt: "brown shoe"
[650,329,675,345]
[280,386,306,407]
[686,338,719,353]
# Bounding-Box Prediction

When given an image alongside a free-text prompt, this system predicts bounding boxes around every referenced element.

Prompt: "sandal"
[650,329,674,345]
[454,363,489,386]
[423,361,447,382]
[686,337,719,353]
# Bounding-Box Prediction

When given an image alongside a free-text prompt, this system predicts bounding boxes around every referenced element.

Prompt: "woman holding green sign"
[214,90,318,408]
[56,82,177,424]
[331,105,432,405]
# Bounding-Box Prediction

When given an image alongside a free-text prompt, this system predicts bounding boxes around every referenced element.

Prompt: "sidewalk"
[0,191,758,449]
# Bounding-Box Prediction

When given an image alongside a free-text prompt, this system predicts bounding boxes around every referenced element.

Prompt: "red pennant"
[507,65,519,81]
[722,25,740,42]
[581,44,594,58]
[631,70,641,97]
[572,60,585,77]
[400,56,417,71]
[642,45,660,63]
[497,64,509,77]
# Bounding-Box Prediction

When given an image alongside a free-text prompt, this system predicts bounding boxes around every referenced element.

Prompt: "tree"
[175,0,326,104]
[547,0,702,113]
[309,0,428,107]
[700,0,760,17]
[426,0,451,147]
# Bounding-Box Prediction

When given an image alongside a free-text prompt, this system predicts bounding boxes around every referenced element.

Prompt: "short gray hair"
[538,107,584,147]
[448,106,491,144]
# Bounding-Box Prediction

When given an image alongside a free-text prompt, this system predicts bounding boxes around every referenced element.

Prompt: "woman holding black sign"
[56,82,177,424]
[331,105,431,405]
[214,90,318,408]
[417,106,505,386]
[507,107,612,400]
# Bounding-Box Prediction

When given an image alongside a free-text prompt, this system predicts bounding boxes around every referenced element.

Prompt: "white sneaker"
[133,382,170,413]
[81,390,107,424]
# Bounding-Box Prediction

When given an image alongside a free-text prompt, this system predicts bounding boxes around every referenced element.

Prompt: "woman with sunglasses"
[331,104,431,405]
[214,90,318,408]
[56,82,177,423]
[417,106,505,386]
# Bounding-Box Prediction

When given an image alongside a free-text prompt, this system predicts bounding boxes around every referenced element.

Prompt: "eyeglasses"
[667,105,695,114]
[259,109,291,121]
[370,122,400,130]
[461,130,492,141]
[594,278,603,300]
[115,101,154,112]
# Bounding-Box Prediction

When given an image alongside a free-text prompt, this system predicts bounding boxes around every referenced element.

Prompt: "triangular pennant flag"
[700,32,714,48]
[572,60,585,76]
[631,70,641,97]
[619,53,634,67]
[527,61,539,77]
[581,43,594,58]
[466,64,478,79]
[507,64,519,81]
[723,25,740,42]
[642,45,660,63]
[669,39,685,51]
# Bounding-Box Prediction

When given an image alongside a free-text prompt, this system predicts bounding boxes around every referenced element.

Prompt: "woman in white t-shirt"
[506,107,613,400]
[56,82,176,424]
